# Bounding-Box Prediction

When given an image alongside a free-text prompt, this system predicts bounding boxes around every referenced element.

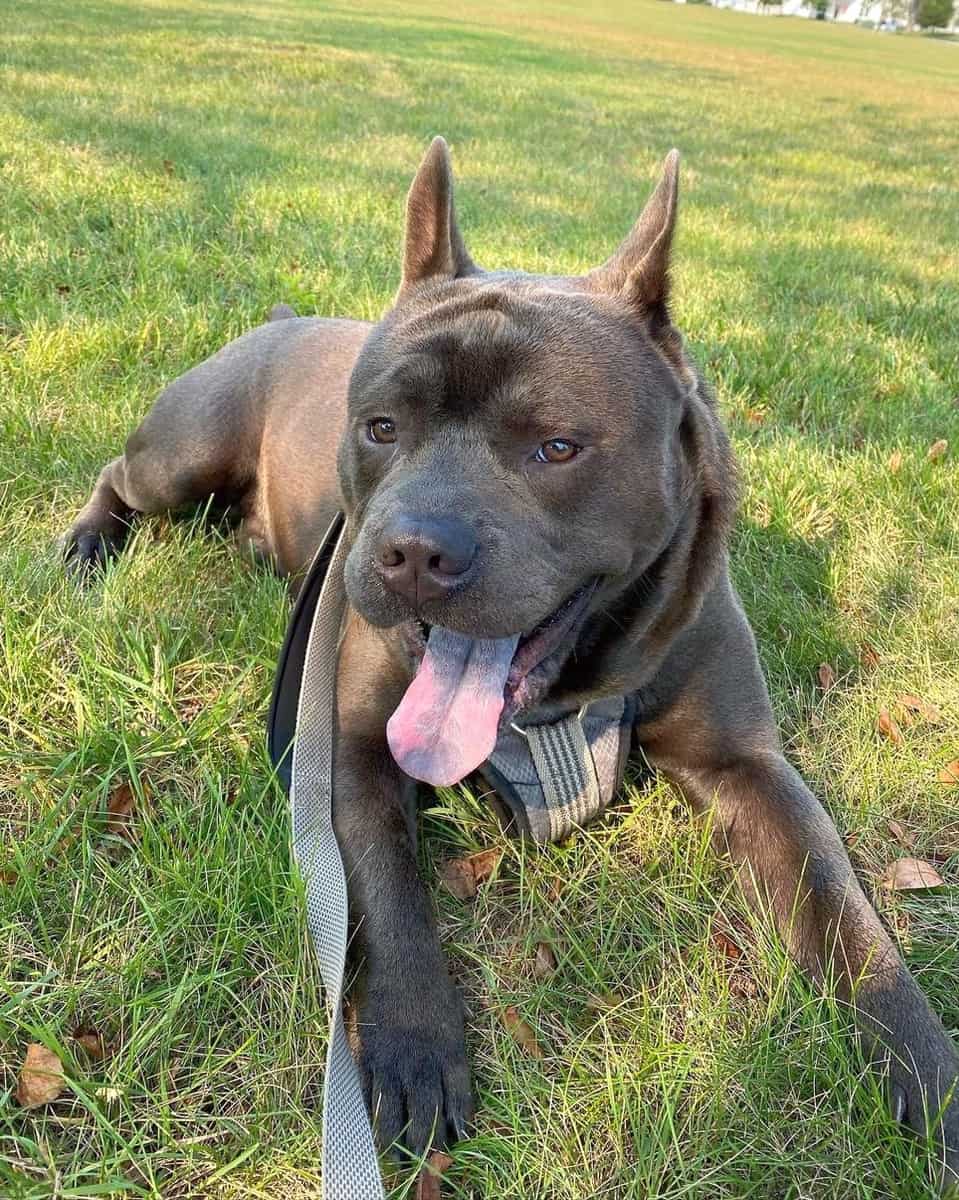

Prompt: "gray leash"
[288,523,386,1200]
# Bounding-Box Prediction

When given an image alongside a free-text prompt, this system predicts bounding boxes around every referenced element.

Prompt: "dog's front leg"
[648,739,959,1190]
[332,616,473,1157]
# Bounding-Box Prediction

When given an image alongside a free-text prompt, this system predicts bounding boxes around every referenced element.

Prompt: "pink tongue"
[387,627,520,787]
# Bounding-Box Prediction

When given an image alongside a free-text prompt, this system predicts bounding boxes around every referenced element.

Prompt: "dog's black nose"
[376,514,477,608]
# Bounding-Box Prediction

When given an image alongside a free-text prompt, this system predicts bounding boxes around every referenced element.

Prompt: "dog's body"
[65,141,958,1188]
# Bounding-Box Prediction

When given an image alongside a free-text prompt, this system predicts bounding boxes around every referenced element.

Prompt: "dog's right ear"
[400,137,475,290]
[588,151,692,384]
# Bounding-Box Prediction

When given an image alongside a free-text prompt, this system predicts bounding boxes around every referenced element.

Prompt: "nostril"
[380,545,404,569]
[430,548,473,577]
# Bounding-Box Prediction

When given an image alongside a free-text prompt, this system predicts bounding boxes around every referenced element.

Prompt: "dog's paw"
[888,1066,959,1195]
[357,990,474,1157]
[60,522,127,577]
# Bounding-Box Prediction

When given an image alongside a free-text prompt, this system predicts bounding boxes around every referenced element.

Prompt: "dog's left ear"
[590,150,690,381]
[400,136,475,291]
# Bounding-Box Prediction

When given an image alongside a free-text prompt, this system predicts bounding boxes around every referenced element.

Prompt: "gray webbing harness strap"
[288,523,386,1200]
[483,695,634,844]
[525,715,603,842]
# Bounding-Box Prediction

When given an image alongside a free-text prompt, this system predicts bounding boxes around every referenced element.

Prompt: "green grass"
[2,0,958,1196]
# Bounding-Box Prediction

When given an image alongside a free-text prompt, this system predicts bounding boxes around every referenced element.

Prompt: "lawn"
[1,0,958,1196]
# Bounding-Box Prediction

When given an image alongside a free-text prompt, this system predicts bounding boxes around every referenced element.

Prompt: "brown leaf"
[744,407,765,428]
[415,1150,452,1200]
[817,662,836,692]
[438,859,475,900]
[844,830,861,849]
[162,158,175,175]
[896,694,942,724]
[17,1044,65,1108]
[937,760,959,787]
[711,930,743,961]
[1,867,17,885]
[859,642,880,671]
[887,449,903,474]
[439,848,502,901]
[105,781,138,843]
[532,942,557,979]
[73,1030,106,1061]
[878,708,904,746]
[881,857,945,891]
[468,848,502,885]
[887,819,915,851]
[927,439,948,462]
[502,1006,543,1058]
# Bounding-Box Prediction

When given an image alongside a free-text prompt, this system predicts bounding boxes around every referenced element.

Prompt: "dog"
[64,138,959,1190]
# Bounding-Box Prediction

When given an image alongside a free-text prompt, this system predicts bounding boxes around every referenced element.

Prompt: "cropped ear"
[589,151,689,378]
[401,136,475,289]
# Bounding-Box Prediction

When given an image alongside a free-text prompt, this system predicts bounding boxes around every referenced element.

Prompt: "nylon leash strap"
[288,523,386,1200]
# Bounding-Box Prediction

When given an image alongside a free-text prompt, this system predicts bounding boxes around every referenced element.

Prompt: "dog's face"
[337,140,720,787]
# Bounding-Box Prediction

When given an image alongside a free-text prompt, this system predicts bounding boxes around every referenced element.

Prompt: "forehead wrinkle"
[400,307,536,419]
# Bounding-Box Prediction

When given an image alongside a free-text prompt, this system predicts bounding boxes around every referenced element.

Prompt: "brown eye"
[535,438,580,464]
[367,418,396,444]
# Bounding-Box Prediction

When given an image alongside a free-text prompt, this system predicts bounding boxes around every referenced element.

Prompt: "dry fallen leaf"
[17,1044,65,1109]
[502,1006,543,1058]
[532,942,558,979]
[1,867,17,885]
[927,439,948,462]
[878,708,905,746]
[415,1150,453,1200]
[895,694,942,724]
[844,830,861,849]
[73,1031,106,1061]
[438,859,475,901]
[817,662,836,692]
[439,848,502,900]
[881,857,945,891]
[859,642,880,672]
[887,449,903,474]
[938,760,959,787]
[105,781,138,842]
[887,819,916,851]
[711,930,743,961]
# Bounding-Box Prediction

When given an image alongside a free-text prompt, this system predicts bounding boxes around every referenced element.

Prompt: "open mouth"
[388,580,598,788]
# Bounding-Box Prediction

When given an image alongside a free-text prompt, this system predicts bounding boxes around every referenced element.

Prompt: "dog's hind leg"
[62,318,286,574]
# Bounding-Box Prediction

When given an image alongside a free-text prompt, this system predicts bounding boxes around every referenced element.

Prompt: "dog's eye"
[367,418,397,444]
[535,438,580,464]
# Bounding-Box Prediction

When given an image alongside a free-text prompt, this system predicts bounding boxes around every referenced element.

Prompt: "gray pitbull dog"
[65,139,958,1188]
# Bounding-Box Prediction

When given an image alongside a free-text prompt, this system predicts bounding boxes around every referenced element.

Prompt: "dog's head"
[338,138,735,786]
